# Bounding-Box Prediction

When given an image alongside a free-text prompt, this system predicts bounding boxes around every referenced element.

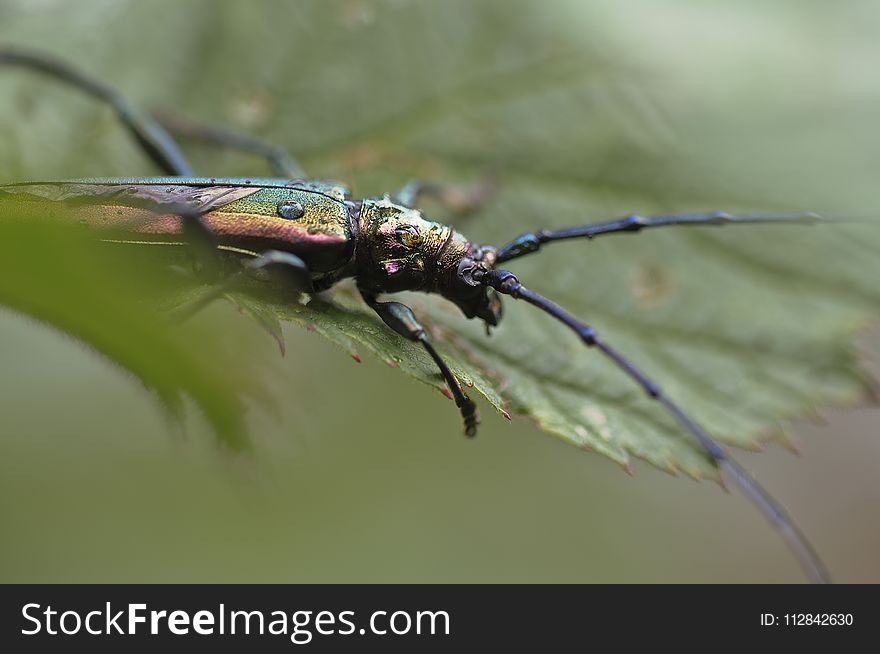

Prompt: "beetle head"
[358,197,502,327]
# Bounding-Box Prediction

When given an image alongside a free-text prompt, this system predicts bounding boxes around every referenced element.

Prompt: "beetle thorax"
[355,196,503,327]
[357,196,461,293]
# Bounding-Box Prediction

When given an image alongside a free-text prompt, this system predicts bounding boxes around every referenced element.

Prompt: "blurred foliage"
[0,0,878,481]
[0,212,285,449]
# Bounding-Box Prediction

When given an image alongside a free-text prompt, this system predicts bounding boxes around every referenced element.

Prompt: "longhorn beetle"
[0,48,836,583]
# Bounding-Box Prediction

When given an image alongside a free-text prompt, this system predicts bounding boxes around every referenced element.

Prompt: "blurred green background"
[1,0,878,582]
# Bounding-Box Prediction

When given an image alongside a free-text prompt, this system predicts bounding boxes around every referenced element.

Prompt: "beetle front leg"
[360,289,478,437]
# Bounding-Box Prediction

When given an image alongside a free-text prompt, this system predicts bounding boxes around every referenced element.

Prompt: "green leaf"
[0,0,878,476]
[0,217,268,449]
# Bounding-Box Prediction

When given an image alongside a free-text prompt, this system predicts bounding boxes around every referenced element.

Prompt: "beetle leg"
[173,249,313,321]
[393,176,496,217]
[153,110,306,179]
[360,289,478,437]
[149,203,312,321]
[0,47,193,176]
[172,202,311,355]
[176,204,224,280]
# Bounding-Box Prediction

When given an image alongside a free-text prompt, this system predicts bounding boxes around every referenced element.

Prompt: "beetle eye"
[395,225,421,248]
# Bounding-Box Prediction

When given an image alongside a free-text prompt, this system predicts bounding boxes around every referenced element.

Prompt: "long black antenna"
[495,212,828,263]
[477,267,830,584]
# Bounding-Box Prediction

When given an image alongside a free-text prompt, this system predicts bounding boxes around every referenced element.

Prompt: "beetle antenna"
[476,267,831,584]
[495,211,839,263]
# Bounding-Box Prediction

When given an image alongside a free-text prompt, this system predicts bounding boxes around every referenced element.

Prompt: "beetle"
[0,48,834,583]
